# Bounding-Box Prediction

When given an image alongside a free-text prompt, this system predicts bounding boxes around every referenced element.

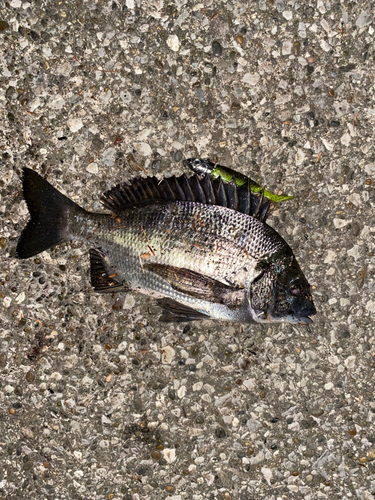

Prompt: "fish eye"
[290,283,303,296]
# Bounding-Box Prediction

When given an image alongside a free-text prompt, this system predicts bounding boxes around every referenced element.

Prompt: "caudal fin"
[16,168,83,259]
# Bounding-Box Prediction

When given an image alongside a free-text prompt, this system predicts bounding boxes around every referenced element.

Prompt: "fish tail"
[16,168,84,259]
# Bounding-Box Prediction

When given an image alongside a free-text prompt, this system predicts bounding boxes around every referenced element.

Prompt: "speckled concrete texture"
[1,0,375,499]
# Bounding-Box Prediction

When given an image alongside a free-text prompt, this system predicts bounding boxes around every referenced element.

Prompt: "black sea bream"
[16,164,316,324]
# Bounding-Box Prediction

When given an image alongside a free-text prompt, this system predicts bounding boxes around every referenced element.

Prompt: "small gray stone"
[212,41,222,57]
[351,222,361,237]
[225,118,237,129]
[174,150,182,162]
[194,88,205,101]
[275,0,285,12]
[92,134,104,150]
[215,428,226,438]
[310,408,324,417]
[356,11,372,28]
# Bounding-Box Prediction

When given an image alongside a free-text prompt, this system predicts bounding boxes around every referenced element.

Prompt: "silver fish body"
[71,201,288,321]
[16,168,316,324]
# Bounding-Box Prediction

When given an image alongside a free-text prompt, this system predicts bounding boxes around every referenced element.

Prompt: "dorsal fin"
[178,174,195,201]
[101,173,271,222]
[212,178,228,208]
[168,176,185,200]
[200,175,216,205]
[225,180,239,211]
[188,176,207,204]
[238,180,251,215]
[253,188,264,218]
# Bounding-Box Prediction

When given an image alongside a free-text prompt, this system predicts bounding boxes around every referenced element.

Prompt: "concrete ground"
[1,0,375,499]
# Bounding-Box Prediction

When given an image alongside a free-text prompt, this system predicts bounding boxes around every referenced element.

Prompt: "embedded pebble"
[177,386,186,398]
[295,149,305,166]
[341,132,351,146]
[3,297,11,308]
[86,163,99,174]
[162,448,176,463]
[174,150,183,162]
[344,356,356,370]
[92,135,104,150]
[261,467,273,485]
[320,40,331,52]
[282,41,292,55]
[282,11,292,20]
[0,353,7,368]
[48,95,65,110]
[167,35,180,52]
[348,193,361,206]
[15,292,25,304]
[333,218,350,229]
[356,11,372,28]
[242,73,260,86]
[136,142,152,156]
[161,345,175,364]
[212,41,222,57]
[102,147,116,166]
[26,371,35,383]
[67,118,83,133]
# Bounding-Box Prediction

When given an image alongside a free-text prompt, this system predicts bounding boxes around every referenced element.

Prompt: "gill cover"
[249,255,316,324]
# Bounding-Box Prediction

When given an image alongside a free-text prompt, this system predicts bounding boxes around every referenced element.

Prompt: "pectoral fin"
[157,298,210,322]
[143,263,242,303]
[89,248,130,293]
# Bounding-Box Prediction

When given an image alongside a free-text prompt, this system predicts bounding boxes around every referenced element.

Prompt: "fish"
[16,165,316,324]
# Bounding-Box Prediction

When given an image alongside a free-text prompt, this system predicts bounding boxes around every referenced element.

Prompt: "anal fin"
[157,298,210,322]
[89,248,130,293]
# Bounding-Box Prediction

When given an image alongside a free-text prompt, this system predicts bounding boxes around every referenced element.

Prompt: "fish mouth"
[270,314,314,325]
[249,304,316,325]
[297,316,313,325]
[254,312,315,325]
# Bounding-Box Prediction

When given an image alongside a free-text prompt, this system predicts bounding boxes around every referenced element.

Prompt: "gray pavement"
[1,0,375,499]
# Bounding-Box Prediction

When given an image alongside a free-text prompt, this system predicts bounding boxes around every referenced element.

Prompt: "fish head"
[249,253,316,325]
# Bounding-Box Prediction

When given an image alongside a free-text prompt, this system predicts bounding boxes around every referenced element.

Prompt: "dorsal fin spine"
[172,177,185,200]
[161,178,176,200]
[135,180,148,201]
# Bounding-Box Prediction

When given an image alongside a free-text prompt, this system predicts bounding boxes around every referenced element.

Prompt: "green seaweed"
[211,165,294,203]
